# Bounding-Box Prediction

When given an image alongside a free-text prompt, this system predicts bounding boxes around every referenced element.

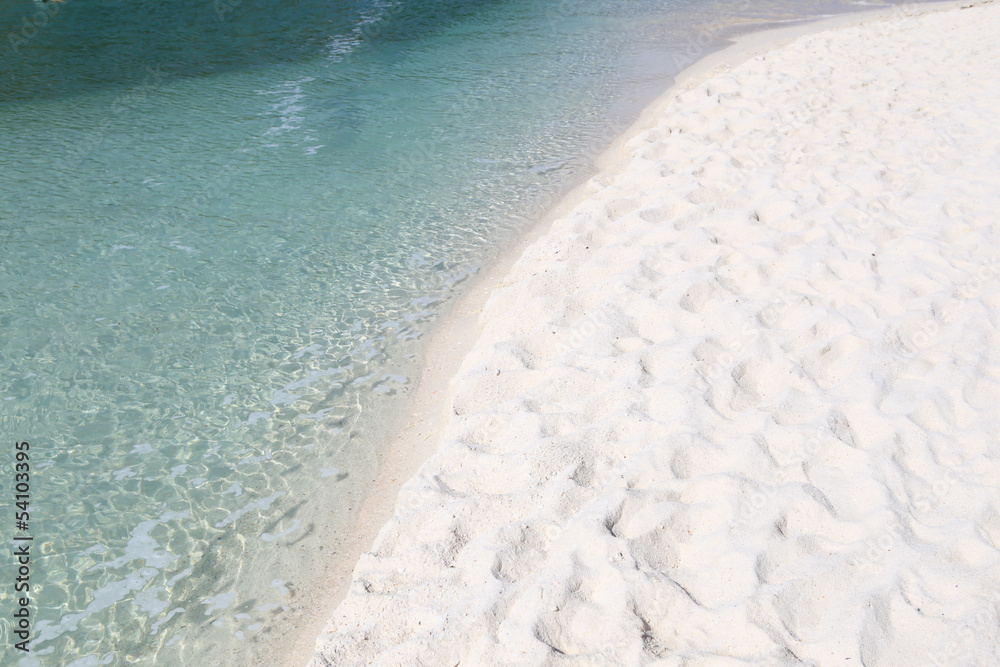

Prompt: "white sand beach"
[306,1,1000,664]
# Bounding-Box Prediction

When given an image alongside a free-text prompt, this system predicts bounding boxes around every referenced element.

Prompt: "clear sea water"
[0,0,897,664]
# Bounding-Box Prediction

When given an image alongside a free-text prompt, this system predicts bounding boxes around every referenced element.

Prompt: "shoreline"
[289,0,988,663]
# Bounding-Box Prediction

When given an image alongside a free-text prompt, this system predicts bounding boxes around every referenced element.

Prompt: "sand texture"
[310,2,1000,665]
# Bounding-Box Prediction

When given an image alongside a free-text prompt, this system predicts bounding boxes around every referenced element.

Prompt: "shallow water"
[0,0,896,664]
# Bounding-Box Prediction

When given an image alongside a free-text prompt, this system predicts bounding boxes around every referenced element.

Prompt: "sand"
[307,1,1000,664]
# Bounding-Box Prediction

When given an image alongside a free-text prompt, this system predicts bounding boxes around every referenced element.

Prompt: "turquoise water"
[0,0,893,664]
